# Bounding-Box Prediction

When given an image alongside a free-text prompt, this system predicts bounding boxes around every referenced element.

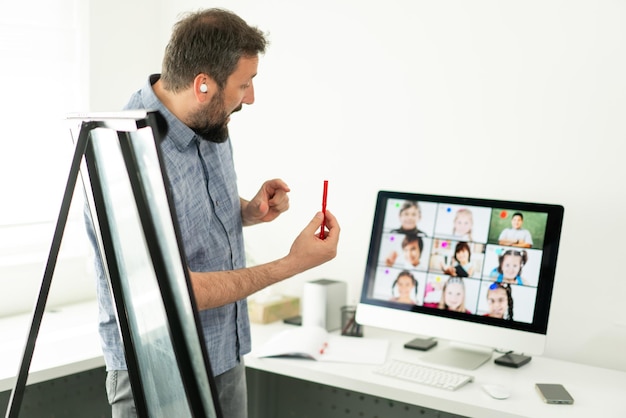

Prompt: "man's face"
[511,215,523,230]
[190,55,258,143]
[190,88,231,142]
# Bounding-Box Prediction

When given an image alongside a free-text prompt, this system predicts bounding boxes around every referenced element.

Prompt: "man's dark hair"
[161,8,268,92]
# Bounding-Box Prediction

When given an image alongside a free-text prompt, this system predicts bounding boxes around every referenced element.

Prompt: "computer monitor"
[356,191,564,369]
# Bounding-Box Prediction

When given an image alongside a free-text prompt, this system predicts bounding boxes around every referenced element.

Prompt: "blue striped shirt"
[95,74,250,376]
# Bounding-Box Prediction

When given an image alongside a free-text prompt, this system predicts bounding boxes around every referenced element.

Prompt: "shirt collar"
[143,74,197,150]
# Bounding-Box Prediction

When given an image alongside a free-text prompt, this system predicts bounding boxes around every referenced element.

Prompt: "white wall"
[89,0,626,372]
[88,0,165,111]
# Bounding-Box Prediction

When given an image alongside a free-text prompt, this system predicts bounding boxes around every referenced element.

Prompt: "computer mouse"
[482,384,511,400]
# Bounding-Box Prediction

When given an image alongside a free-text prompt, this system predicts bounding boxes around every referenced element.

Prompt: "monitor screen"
[356,191,564,369]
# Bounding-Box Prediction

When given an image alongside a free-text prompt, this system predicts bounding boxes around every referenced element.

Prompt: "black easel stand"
[4,119,153,417]
[4,122,93,418]
[5,112,222,417]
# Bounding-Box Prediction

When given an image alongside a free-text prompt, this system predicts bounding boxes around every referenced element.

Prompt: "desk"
[245,321,626,418]
[2,302,625,417]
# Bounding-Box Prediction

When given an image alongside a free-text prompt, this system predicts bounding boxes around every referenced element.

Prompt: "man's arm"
[189,210,339,309]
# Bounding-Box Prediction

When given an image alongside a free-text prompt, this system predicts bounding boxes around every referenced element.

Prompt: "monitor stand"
[421,342,493,370]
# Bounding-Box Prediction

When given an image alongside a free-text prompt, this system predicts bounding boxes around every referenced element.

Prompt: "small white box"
[301,279,347,331]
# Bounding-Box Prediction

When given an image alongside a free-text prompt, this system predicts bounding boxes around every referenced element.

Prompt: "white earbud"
[199,83,208,93]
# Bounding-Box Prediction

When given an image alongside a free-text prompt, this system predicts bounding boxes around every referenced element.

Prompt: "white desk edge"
[2,301,625,418]
[246,321,626,418]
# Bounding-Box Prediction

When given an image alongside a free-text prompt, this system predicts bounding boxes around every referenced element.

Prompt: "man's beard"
[195,121,229,143]
[189,90,230,143]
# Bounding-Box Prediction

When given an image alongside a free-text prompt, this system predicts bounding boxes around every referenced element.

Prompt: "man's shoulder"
[123,74,161,111]
[123,86,149,110]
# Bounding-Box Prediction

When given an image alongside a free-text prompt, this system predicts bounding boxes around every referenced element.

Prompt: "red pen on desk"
[321,180,328,239]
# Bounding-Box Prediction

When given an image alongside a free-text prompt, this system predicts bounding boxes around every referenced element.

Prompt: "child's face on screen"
[444,282,464,310]
[399,206,419,230]
[403,241,421,267]
[487,287,508,318]
[397,275,414,298]
[511,215,523,230]
[501,254,522,279]
[453,212,472,236]
[456,248,469,264]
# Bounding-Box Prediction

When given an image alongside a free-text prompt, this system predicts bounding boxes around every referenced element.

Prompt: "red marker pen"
[321,180,328,238]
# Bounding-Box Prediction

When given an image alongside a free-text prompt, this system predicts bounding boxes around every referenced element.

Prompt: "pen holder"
[340,305,363,337]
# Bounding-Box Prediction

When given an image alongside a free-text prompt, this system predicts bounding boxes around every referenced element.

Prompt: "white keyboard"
[374,359,474,391]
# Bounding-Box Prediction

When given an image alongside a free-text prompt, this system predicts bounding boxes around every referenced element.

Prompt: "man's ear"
[193,74,216,102]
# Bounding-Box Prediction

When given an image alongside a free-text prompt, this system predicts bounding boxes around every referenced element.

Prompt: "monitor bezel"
[357,190,564,344]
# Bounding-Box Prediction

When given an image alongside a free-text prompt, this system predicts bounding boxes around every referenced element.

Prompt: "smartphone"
[403,337,437,351]
[535,383,574,404]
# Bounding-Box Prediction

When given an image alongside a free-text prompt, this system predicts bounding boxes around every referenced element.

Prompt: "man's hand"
[283,210,340,275]
[241,179,291,226]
